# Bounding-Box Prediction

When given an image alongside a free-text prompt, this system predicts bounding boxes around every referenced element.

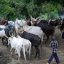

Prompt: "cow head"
[30,16,40,25]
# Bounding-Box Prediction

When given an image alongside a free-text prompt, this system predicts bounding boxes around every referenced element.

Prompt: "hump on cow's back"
[40,20,48,24]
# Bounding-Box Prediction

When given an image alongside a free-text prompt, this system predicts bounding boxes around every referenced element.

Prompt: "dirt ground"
[0,27,64,64]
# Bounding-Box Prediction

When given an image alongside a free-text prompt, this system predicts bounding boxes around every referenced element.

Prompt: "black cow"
[0,19,8,25]
[19,31,41,58]
[49,19,61,27]
[31,20,55,44]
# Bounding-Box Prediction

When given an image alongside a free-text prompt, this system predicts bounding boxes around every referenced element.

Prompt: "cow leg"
[35,46,40,58]
[5,38,8,47]
[22,46,27,64]
[28,44,31,60]
[1,37,3,44]
[2,37,8,47]
[2,37,5,45]
[45,35,49,44]
[10,48,12,55]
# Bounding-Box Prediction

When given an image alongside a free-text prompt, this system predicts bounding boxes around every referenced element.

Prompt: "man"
[47,36,60,64]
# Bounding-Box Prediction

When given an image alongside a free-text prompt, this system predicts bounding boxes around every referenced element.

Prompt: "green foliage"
[0,0,63,20]
[26,1,41,18]
[39,13,48,20]
[39,3,62,20]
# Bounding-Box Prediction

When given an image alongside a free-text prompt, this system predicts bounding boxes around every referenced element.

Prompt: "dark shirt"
[50,40,58,53]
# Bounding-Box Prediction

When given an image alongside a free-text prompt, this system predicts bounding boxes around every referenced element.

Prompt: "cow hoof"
[38,55,41,59]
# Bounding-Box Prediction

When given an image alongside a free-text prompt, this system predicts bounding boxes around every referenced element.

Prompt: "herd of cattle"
[0,17,64,63]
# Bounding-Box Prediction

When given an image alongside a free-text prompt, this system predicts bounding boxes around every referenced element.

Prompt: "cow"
[14,18,44,46]
[8,35,31,63]
[30,17,55,44]
[49,19,61,27]
[0,24,15,46]
[19,31,41,58]
[0,19,8,25]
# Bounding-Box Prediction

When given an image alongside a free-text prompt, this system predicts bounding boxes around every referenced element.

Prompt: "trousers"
[48,52,60,64]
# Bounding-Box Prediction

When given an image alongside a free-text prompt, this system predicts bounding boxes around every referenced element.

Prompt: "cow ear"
[30,16,34,20]
[36,17,40,21]
[30,16,33,21]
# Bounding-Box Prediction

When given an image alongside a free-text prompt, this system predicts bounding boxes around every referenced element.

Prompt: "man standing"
[47,36,60,64]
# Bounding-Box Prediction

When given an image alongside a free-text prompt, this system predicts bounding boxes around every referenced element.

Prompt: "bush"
[0,0,63,20]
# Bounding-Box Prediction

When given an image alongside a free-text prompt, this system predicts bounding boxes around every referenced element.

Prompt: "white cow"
[15,18,26,31]
[0,29,7,37]
[8,35,31,63]
[8,21,14,26]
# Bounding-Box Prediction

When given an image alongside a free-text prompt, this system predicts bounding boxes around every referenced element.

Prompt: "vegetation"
[0,0,64,20]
